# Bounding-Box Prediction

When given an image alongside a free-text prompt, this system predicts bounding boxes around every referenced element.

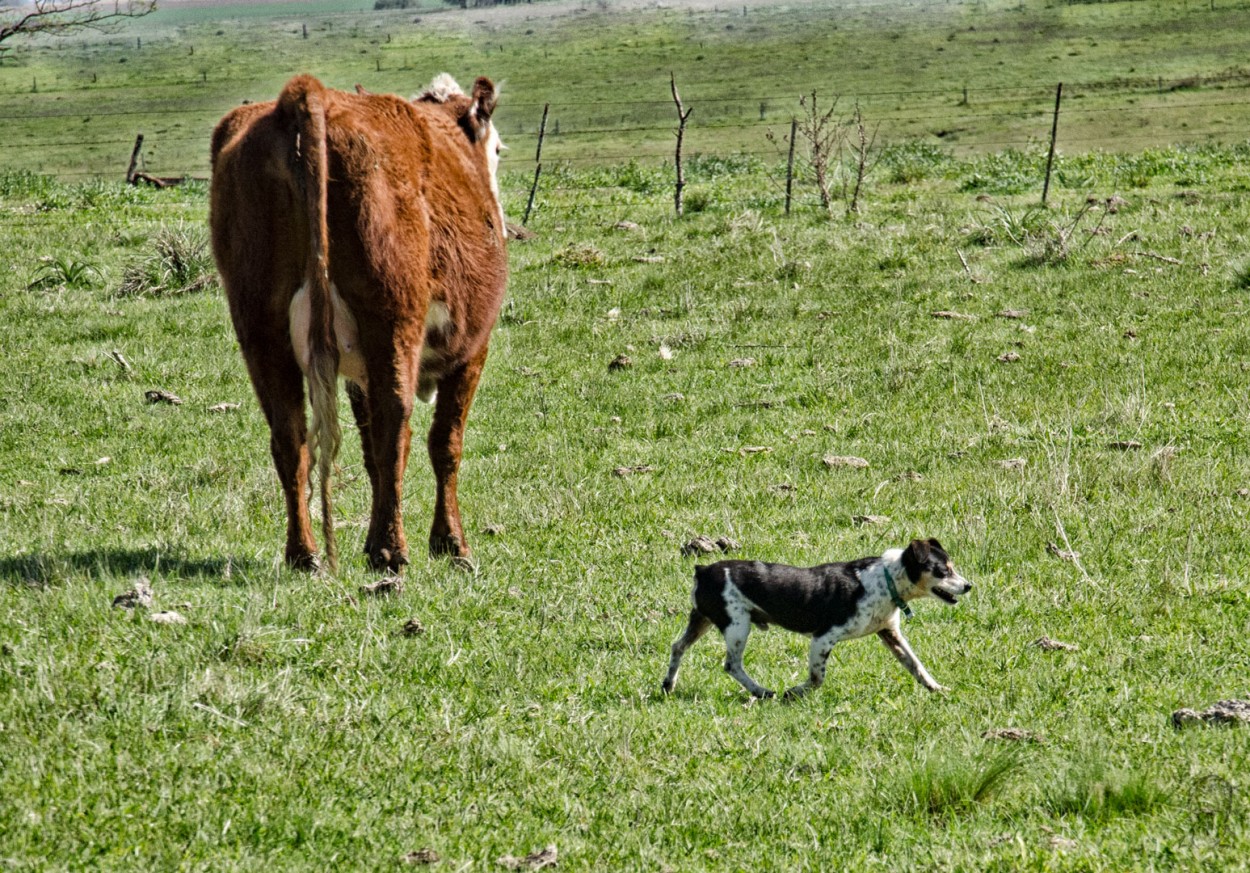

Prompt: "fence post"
[784,117,798,216]
[1042,82,1063,207]
[522,103,548,226]
[126,134,144,184]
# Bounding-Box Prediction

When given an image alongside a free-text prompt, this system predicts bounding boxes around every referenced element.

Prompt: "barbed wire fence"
[1,67,1248,212]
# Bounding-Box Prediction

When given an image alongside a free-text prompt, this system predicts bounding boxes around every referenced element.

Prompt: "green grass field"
[2,0,1250,870]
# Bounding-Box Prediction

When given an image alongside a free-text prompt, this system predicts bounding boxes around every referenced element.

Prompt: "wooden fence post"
[522,103,549,226]
[670,73,693,217]
[784,117,798,217]
[1042,82,1063,207]
[126,134,144,184]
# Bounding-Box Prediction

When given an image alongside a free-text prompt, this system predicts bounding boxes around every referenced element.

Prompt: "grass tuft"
[117,222,217,297]
[1231,258,1250,291]
[894,750,1025,819]
[1043,755,1171,822]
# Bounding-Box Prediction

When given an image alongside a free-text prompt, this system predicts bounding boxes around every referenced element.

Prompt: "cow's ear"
[469,77,498,139]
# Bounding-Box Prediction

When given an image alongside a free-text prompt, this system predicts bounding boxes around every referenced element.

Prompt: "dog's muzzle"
[932,576,972,605]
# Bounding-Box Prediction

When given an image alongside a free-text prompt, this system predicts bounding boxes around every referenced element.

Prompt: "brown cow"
[209,73,507,572]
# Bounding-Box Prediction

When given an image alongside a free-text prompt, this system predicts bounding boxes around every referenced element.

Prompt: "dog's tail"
[279,74,340,573]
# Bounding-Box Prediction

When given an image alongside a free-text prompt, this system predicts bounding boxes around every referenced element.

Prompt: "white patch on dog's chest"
[844,564,903,638]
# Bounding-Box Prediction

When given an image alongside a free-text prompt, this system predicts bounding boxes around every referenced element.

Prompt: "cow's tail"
[280,75,340,573]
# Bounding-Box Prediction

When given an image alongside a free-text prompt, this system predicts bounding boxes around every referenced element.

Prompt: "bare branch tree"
[670,72,693,217]
[1,1,157,48]
[795,90,840,218]
[841,101,882,216]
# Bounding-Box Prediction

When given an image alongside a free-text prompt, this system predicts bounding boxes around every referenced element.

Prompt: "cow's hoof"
[429,533,469,558]
[368,547,408,573]
[285,550,321,573]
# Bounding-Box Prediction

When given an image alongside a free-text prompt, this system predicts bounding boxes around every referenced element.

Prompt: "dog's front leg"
[877,627,947,692]
[723,618,773,699]
[783,630,840,701]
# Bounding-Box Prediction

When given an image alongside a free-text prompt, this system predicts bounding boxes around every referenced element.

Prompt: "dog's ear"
[902,539,929,581]
[927,537,946,558]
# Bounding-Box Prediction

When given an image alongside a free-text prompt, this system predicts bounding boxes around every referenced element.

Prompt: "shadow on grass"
[0,548,269,588]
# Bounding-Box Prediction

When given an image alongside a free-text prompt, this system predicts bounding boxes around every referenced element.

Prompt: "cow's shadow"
[0,548,266,589]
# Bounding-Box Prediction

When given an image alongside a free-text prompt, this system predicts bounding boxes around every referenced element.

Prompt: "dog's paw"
[927,683,951,694]
[660,680,674,694]
[755,689,776,700]
[782,687,807,702]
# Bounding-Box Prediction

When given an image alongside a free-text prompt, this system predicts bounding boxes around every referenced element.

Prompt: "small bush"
[686,153,764,179]
[682,188,711,213]
[0,170,57,200]
[960,148,1044,195]
[881,141,953,184]
[117,222,217,297]
[553,243,606,269]
[27,256,100,291]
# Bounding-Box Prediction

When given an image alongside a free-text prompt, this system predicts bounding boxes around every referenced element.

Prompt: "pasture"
[2,0,1250,869]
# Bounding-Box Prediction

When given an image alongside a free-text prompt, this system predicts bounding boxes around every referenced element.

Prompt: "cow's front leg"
[362,358,417,572]
[427,349,488,558]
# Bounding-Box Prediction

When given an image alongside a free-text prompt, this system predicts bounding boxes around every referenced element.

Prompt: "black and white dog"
[661,539,972,700]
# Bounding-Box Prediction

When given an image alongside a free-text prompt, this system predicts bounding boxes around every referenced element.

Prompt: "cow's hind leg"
[361,370,415,573]
[346,381,382,559]
[427,349,488,558]
[238,336,319,571]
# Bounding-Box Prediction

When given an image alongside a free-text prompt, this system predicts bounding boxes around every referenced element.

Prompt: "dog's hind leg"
[877,627,947,692]
[662,609,711,693]
[723,617,773,699]
[783,630,840,701]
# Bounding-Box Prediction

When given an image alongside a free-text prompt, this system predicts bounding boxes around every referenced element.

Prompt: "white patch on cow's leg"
[662,608,710,694]
[784,630,841,701]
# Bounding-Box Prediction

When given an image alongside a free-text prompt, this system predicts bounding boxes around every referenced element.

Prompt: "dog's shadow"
[0,548,264,589]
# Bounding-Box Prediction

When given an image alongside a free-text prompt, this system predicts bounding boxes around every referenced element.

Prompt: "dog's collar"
[883,565,912,618]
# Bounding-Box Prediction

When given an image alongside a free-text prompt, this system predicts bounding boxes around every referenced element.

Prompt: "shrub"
[117,222,217,297]
[27,256,100,291]
[881,142,954,184]
[553,243,606,269]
